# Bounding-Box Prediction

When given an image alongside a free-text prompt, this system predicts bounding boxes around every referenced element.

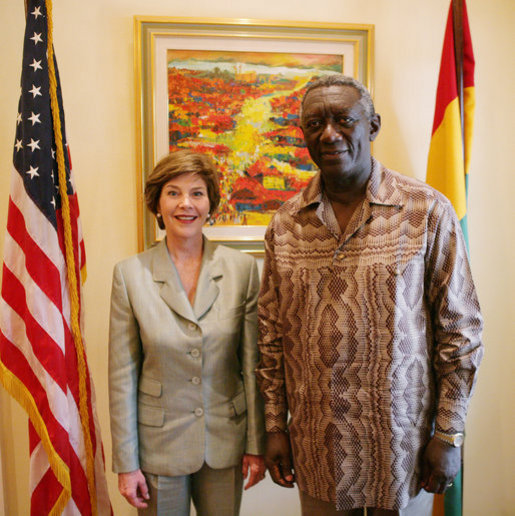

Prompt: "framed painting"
[134,17,374,253]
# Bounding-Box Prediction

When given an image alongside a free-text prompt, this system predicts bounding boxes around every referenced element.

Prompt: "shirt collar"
[366,157,404,208]
[294,157,404,214]
[297,170,324,211]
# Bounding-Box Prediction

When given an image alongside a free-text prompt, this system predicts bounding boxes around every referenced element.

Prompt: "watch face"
[454,433,465,446]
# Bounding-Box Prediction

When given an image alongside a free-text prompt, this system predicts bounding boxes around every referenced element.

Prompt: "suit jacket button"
[194,407,204,417]
[190,348,200,358]
[191,376,201,385]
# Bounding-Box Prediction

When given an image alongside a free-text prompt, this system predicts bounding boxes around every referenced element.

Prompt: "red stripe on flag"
[431,0,475,135]
[55,193,84,311]
[462,0,474,88]
[62,312,98,455]
[1,265,67,393]
[56,195,83,267]
[30,464,64,516]
[68,445,93,515]
[6,198,63,311]
[431,3,458,134]
[29,430,93,516]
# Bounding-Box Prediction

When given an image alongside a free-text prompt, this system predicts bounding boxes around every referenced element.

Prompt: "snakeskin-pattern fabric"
[256,159,483,510]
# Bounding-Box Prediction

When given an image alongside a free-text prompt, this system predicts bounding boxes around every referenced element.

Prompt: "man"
[256,75,483,515]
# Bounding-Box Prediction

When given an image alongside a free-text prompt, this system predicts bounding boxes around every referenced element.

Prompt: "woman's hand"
[242,453,266,490]
[118,469,150,508]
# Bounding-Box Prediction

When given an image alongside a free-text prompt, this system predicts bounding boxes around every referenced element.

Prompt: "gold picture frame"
[134,16,374,254]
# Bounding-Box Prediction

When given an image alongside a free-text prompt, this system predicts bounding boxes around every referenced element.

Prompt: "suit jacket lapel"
[152,239,197,323]
[193,238,221,320]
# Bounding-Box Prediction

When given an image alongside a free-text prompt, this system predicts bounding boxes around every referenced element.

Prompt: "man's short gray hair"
[300,74,375,119]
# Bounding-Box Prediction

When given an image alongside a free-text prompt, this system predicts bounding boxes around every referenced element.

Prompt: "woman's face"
[157,173,210,243]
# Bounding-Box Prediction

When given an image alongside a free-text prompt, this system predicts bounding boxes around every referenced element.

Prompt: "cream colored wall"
[1,0,514,514]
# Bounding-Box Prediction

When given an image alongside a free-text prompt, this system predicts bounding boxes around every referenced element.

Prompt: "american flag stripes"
[0,0,111,514]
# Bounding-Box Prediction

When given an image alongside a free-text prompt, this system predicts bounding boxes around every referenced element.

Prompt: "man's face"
[300,85,380,186]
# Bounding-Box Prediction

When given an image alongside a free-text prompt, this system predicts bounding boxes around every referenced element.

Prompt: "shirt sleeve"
[108,263,142,473]
[256,224,289,432]
[425,198,484,433]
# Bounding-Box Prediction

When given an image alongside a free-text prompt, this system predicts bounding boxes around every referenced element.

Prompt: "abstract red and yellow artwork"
[167,49,343,226]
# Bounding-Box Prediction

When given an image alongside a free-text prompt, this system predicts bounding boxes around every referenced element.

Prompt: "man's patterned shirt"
[256,158,483,510]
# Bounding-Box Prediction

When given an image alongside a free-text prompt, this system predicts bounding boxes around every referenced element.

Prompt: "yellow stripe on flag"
[463,85,475,177]
[426,97,466,219]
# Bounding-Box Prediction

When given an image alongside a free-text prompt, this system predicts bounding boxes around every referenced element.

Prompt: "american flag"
[0,0,111,514]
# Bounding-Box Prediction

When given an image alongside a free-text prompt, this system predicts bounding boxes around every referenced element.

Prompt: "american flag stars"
[28,84,42,98]
[27,138,41,152]
[12,0,72,221]
[30,32,43,45]
[31,5,42,19]
[26,165,39,179]
[27,111,41,125]
[29,58,42,71]
[14,2,46,187]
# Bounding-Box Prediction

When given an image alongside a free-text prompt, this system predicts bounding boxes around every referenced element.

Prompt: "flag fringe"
[0,360,71,514]
[45,0,97,513]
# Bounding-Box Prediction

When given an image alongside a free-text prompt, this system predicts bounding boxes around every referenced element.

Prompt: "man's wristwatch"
[433,430,465,447]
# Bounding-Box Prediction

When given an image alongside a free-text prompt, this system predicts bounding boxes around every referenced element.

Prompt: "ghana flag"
[427,1,475,516]
[426,0,474,244]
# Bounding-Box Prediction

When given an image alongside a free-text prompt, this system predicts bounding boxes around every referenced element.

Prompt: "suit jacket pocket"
[229,390,247,418]
[139,376,162,397]
[138,404,165,427]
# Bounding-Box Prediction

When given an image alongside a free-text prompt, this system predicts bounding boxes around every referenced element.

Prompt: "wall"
[1,0,514,514]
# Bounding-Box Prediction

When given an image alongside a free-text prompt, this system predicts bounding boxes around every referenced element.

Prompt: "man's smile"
[321,149,348,159]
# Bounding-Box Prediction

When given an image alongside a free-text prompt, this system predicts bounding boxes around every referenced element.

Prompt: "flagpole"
[452,0,465,150]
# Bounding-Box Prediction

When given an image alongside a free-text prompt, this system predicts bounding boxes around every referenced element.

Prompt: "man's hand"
[118,469,150,508]
[242,453,266,490]
[264,431,295,488]
[420,437,461,494]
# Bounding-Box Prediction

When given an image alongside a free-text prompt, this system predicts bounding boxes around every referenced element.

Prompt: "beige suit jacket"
[108,238,265,476]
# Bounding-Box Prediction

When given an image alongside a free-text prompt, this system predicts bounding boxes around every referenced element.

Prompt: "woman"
[108,150,265,515]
